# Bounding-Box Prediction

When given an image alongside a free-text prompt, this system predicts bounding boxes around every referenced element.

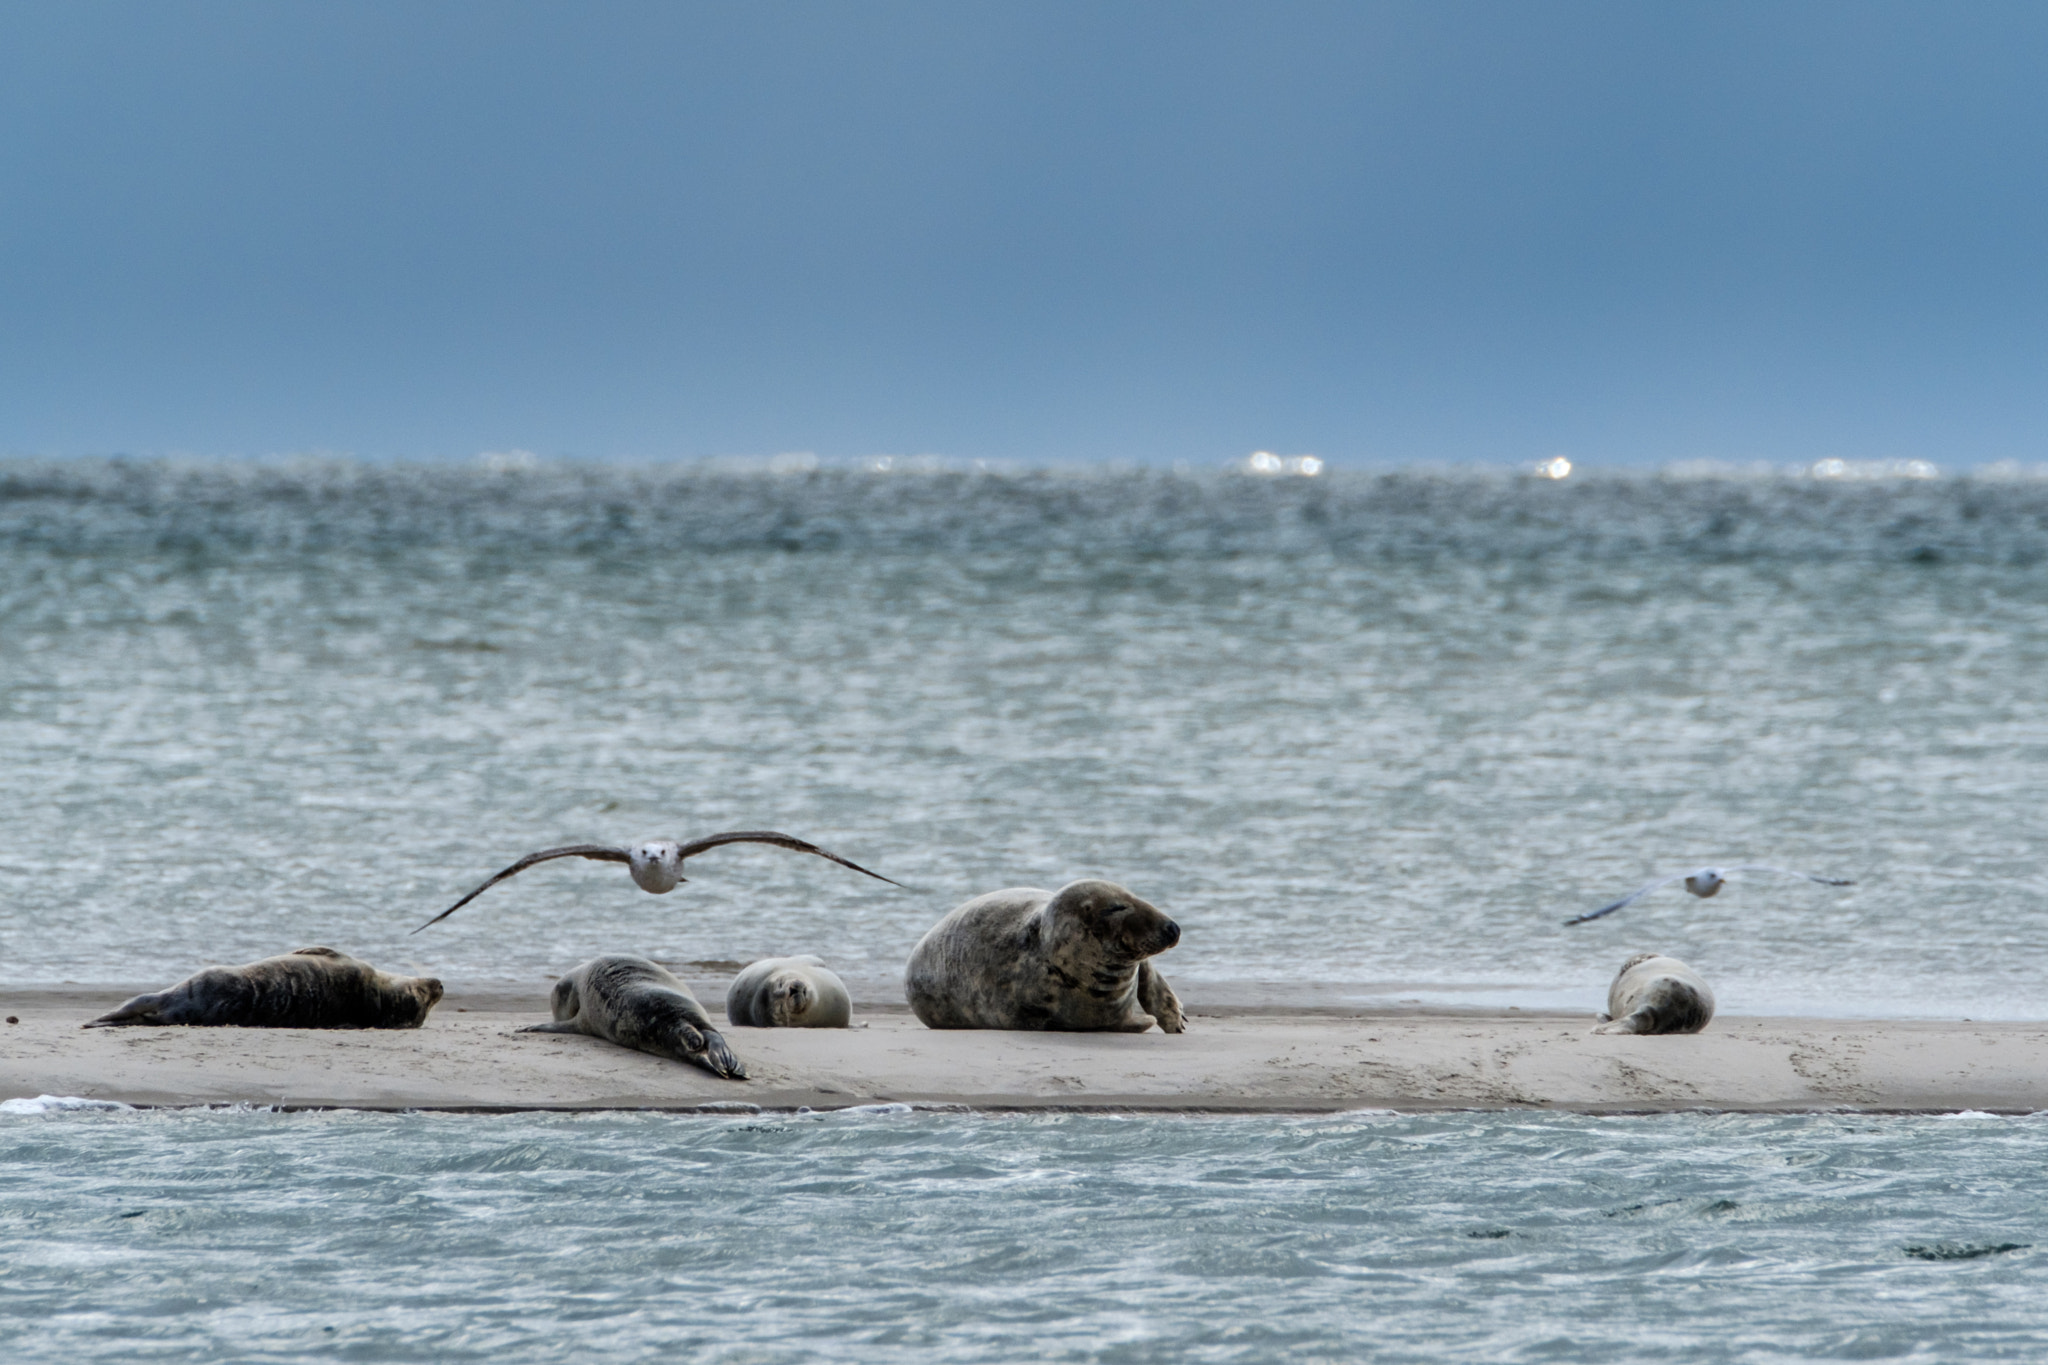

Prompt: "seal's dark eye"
[1107,904,1129,915]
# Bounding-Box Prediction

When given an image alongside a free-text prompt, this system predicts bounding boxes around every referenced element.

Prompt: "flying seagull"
[414,830,901,932]
[1564,865,1853,926]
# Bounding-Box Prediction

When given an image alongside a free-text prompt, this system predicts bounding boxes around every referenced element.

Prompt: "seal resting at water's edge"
[725,955,852,1028]
[521,955,746,1079]
[1592,953,1715,1035]
[84,947,443,1029]
[904,879,1185,1032]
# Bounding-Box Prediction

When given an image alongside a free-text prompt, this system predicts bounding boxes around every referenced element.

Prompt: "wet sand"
[5,986,2047,1113]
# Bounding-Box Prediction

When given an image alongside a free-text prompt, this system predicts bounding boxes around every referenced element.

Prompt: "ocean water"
[8,460,2046,1361]
[5,459,2048,1016]
[1,1104,2044,1362]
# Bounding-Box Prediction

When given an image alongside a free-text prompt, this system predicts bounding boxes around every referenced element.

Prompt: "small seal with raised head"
[904,879,1185,1033]
[84,947,443,1029]
[1593,952,1715,1035]
[522,955,746,1078]
[725,955,852,1028]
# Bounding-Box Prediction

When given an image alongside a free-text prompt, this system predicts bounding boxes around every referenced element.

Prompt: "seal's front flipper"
[1137,961,1186,1034]
[517,1020,586,1035]
[83,992,169,1027]
[692,1028,748,1080]
[1591,1011,1648,1036]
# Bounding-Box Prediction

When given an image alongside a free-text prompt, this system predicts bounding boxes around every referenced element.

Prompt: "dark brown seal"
[903,879,1185,1032]
[520,955,745,1079]
[84,947,443,1029]
[1593,952,1716,1035]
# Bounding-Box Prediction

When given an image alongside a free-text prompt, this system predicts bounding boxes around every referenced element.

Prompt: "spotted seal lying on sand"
[904,879,1185,1032]
[1593,952,1715,1035]
[725,955,852,1028]
[521,955,745,1078]
[84,947,443,1029]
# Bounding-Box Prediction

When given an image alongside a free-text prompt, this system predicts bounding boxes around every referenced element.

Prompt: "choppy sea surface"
[2,1104,2045,1362]
[4,458,2048,1015]
[7,460,2047,1360]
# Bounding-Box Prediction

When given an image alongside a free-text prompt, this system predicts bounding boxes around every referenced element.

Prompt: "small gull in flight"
[414,830,900,932]
[1564,865,1852,926]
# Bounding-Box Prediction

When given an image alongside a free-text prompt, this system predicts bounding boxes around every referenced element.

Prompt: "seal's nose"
[1159,919,1181,949]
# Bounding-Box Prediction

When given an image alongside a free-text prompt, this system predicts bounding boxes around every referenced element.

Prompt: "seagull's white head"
[1683,868,1725,898]
[628,840,687,894]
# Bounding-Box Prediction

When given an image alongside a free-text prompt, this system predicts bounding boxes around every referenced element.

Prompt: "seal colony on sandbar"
[32,833,1892,1116]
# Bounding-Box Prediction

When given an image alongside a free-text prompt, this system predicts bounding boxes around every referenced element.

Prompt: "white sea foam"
[0,1094,134,1115]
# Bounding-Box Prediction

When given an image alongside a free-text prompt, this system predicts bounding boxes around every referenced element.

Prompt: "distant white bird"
[413,830,900,933]
[1564,865,1853,926]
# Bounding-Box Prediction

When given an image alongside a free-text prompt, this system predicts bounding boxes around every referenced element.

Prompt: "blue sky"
[3,1,2045,466]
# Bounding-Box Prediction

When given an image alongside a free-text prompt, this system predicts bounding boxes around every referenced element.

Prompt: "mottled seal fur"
[84,947,443,1029]
[521,955,745,1078]
[725,955,852,1028]
[1593,952,1715,1035]
[904,879,1185,1032]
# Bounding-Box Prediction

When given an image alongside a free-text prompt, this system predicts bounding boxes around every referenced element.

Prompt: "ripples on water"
[4,460,2048,1014]
[0,1107,2041,1362]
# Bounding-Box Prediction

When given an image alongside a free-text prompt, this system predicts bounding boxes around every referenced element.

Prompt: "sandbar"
[4,986,2045,1114]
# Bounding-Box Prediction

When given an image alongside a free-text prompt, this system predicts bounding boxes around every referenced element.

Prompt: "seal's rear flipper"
[1591,1008,1652,1035]
[516,1020,585,1035]
[693,1029,748,1081]
[83,992,169,1028]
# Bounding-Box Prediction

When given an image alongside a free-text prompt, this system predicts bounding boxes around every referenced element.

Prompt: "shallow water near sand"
[1,1105,2044,1362]
[5,459,2048,1015]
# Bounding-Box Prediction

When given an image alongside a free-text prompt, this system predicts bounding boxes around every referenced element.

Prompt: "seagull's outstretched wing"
[1728,865,1854,887]
[413,844,630,932]
[1564,871,1694,926]
[672,830,903,887]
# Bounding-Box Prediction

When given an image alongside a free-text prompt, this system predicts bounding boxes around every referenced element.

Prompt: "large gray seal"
[725,955,852,1028]
[84,947,443,1029]
[1593,952,1715,1035]
[521,955,745,1078]
[904,879,1185,1033]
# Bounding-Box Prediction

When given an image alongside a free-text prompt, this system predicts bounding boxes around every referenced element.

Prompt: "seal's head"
[1049,879,1181,960]
[1683,869,1725,898]
[764,971,815,1025]
[628,840,687,894]
[397,976,446,1026]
